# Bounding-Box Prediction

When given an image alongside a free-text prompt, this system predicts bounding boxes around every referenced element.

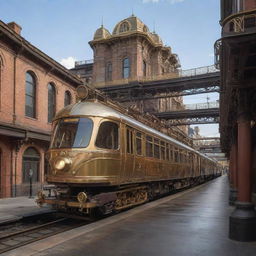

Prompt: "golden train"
[37,87,222,216]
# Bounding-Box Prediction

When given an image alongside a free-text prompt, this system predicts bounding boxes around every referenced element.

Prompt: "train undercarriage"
[37,174,218,217]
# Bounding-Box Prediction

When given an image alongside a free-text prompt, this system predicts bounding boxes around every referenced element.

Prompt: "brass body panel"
[42,100,222,211]
[46,101,220,187]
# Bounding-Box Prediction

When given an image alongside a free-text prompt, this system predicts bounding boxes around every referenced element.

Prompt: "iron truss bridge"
[163,116,220,126]
[99,65,220,101]
[154,103,219,125]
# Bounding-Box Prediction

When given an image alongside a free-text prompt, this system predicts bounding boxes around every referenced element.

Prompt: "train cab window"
[154,138,160,159]
[96,121,119,150]
[136,132,142,155]
[160,141,166,160]
[146,136,153,157]
[51,117,93,148]
[126,128,134,154]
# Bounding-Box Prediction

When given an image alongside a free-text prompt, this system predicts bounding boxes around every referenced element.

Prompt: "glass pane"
[64,91,71,106]
[26,72,33,83]
[123,58,130,78]
[48,84,56,122]
[136,138,142,155]
[146,136,153,157]
[95,122,119,150]
[51,118,93,148]
[154,144,160,159]
[26,82,34,96]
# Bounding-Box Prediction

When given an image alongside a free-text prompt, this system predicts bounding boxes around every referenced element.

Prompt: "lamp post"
[29,169,33,198]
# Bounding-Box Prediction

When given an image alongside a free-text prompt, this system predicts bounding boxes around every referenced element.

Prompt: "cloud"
[143,0,185,4]
[208,53,214,57]
[59,56,76,69]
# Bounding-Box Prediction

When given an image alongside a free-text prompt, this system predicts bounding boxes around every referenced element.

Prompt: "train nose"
[54,157,72,172]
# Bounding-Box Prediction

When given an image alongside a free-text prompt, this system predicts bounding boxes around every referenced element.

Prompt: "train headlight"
[77,192,87,203]
[54,157,72,171]
[76,85,89,100]
[55,159,65,170]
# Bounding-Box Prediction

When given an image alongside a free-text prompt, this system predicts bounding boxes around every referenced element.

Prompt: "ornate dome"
[93,25,111,40]
[112,15,149,35]
[149,32,163,45]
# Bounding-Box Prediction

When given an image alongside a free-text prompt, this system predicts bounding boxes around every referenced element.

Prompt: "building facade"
[217,0,256,241]
[0,20,82,198]
[71,16,184,115]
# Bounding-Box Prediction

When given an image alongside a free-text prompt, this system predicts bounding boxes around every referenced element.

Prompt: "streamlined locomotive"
[37,86,222,215]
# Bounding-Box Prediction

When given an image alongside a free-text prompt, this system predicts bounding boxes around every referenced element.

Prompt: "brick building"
[0,20,82,197]
[217,0,256,241]
[71,15,184,115]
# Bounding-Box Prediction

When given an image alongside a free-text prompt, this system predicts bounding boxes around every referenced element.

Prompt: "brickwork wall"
[0,36,78,198]
[244,0,256,10]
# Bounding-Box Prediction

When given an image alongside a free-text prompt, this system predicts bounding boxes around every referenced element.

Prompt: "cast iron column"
[229,110,256,241]
[229,141,238,205]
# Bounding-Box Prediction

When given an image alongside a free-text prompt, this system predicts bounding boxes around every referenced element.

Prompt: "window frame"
[47,82,56,123]
[122,57,130,79]
[64,90,72,107]
[135,131,143,156]
[105,62,112,81]
[95,120,120,150]
[25,71,37,118]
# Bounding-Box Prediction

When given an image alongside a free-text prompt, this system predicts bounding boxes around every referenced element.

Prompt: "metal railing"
[75,59,94,66]
[179,65,219,77]
[184,101,219,110]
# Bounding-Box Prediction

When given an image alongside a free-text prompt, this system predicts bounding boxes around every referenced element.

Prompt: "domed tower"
[89,15,180,86]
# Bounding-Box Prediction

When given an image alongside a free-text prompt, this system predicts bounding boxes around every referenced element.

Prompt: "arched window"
[48,83,56,123]
[119,22,129,33]
[22,147,40,183]
[143,60,147,77]
[25,72,36,118]
[64,91,71,107]
[106,62,112,81]
[122,58,130,79]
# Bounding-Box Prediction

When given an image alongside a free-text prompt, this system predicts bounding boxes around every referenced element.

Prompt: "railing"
[94,65,219,88]
[184,101,219,110]
[179,65,219,77]
[75,59,94,66]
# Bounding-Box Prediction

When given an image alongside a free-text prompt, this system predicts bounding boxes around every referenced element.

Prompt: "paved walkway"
[2,176,256,256]
[0,196,52,224]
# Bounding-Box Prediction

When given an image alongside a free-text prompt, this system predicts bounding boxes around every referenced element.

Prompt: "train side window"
[146,136,153,157]
[174,148,179,162]
[126,128,134,154]
[136,132,142,155]
[166,144,170,161]
[95,121,119,150]
[170,145,173,161]
[154,138,160,159]
[160,141,166,160]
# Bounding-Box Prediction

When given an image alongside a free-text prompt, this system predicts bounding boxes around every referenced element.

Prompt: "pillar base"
[229,202,256,241]
[252,193,256,206]
[229,188,238,206]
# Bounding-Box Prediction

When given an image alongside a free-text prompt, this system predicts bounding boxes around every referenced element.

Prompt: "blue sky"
[0,0,221,136]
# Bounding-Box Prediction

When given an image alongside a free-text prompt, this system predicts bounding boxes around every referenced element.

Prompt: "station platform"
[0,196,52,225]
[3,176,256,256]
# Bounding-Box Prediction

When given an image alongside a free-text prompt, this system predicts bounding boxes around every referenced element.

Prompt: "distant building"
[0,20,82,197]
[71,15,185,116]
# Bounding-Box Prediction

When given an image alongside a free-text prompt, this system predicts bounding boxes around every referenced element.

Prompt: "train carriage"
[37,87,222,215]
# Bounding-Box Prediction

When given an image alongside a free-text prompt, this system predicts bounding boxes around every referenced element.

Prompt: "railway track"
[0,214,90,254]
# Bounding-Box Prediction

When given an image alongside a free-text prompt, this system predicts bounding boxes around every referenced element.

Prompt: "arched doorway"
[22,147,40,196]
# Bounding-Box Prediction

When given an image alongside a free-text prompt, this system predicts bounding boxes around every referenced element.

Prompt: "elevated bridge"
[155,102,219,126]
[99,65,220,102]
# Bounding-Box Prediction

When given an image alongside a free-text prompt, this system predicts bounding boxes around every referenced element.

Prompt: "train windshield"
[51,117,93,149]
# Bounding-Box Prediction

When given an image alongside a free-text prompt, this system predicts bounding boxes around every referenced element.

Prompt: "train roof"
[55,100,217,163]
